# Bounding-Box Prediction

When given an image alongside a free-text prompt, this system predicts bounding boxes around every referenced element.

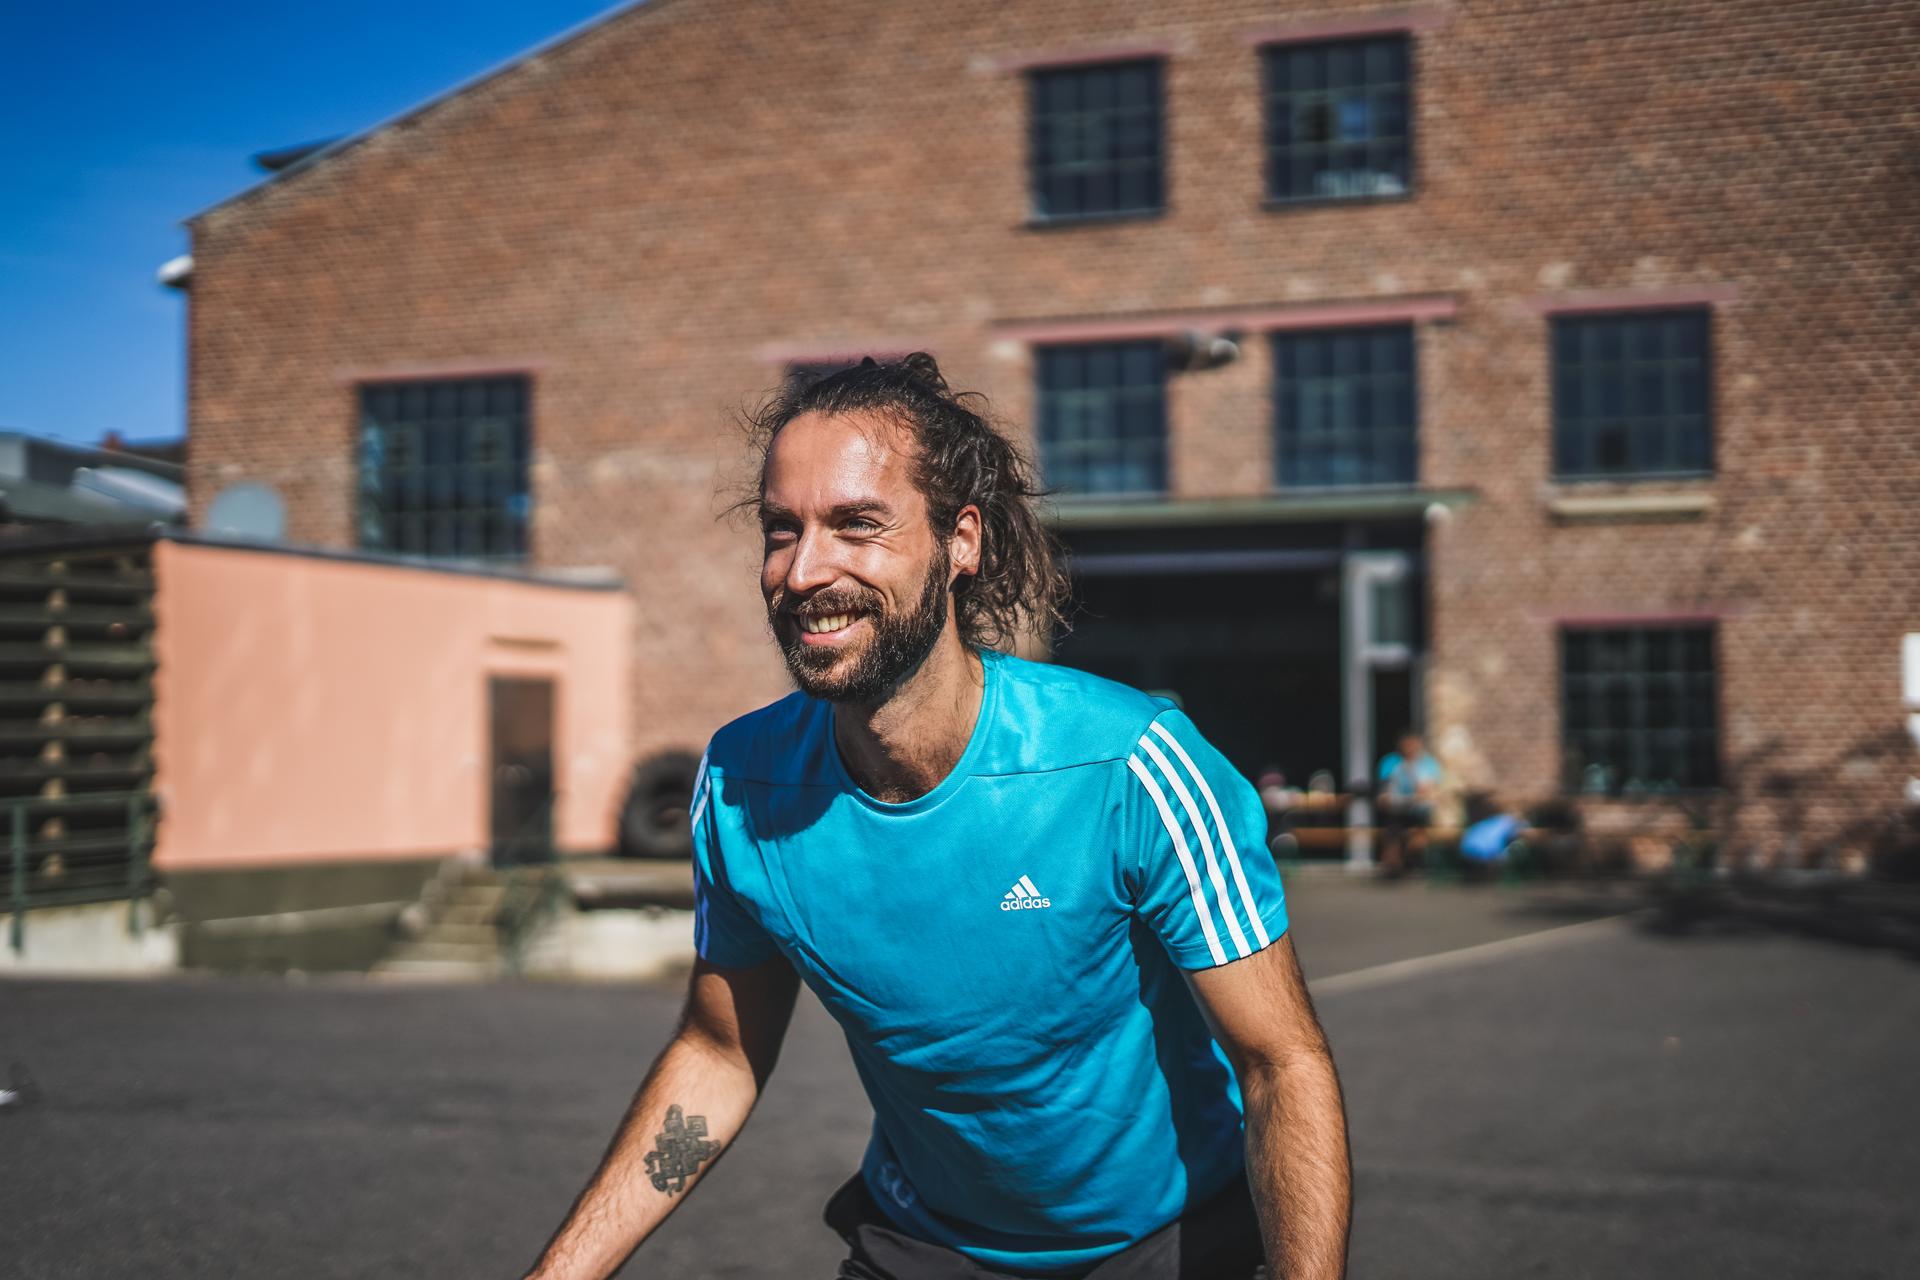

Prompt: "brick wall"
[186,0,1920,867]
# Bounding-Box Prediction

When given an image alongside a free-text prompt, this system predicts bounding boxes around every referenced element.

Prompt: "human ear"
[949,504,983,583]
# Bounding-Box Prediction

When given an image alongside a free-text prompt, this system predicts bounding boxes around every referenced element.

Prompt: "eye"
[761,519,798,545]
[843,517,881,534]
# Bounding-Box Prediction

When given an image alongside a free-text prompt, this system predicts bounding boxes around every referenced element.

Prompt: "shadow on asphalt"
[1640,885,1920,963]
[1377,871,1920,965]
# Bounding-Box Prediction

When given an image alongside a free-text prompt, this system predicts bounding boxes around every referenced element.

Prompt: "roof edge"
[0,526,628,593]
[0,429,185,480]
[185,0,659,227]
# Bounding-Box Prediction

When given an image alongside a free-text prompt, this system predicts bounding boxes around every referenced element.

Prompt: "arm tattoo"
[644,1104,718,1195]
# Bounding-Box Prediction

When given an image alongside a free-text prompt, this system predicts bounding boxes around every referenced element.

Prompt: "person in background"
[1375,730,1444,879]
[1256,763,1293,822]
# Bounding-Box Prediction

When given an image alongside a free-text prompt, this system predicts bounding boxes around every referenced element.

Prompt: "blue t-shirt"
[1376,751,1442,799]
[690,650,1290,1275]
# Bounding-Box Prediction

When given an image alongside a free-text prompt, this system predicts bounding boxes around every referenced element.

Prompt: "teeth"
[802,614,854,634]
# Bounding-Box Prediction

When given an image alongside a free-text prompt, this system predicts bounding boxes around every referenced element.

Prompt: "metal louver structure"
[2,538,157,949]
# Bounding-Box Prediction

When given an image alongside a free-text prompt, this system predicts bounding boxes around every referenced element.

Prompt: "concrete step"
[388,939,502,964]
[439,902,502,925]
[371,957,502,980]
[416,921,500,946]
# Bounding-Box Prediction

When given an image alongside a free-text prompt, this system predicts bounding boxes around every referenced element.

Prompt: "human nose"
[783,524,840,596]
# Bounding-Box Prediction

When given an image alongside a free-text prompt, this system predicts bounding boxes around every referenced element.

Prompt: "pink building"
[2,528,631,971]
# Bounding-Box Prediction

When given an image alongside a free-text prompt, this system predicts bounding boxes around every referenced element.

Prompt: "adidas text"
[1002,874,1051,910]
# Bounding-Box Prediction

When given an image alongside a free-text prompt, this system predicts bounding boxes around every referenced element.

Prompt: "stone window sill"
[1545,488,1715,522]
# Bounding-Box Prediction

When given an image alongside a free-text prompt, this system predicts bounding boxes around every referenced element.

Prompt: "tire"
[618,749,703,859]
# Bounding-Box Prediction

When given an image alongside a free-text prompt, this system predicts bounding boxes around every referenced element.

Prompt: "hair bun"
[899,351,950,393]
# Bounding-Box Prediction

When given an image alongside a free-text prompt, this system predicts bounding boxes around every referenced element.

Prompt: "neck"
[832,628,985,804]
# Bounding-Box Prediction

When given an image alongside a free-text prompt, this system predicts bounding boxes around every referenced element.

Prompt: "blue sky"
[1,1,624,446]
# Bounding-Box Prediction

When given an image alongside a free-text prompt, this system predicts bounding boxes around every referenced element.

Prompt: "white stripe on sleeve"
[689,751,712,831]
[1139,735,1251,959]
[1127,754,1228,967]
[1149,719,1270,949]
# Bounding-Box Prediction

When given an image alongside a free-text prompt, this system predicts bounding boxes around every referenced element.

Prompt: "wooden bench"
[1276,825,1465,855]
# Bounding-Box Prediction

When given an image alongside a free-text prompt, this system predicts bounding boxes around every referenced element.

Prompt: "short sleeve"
[1123,709,1290,971]
[689,751,781,970]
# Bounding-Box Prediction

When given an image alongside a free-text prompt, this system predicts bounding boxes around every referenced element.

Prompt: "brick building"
[178,0,1920,869]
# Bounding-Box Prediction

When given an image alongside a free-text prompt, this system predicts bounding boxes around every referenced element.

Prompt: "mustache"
[772,587,885,622]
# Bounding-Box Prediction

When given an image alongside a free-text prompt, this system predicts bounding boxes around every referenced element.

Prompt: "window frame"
[1260,32,1415,209]
[1271,323,1420,490]
[1559,623,1722,798]
[1549,307,1716,482]
[1033,340,1170,498]
[1026,58,1168,226]
[354,374,533,563]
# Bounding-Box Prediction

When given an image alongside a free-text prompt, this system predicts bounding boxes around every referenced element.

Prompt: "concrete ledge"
[563,857,694,910]
[1546,489,1715,522]
[1050,488,1477,530]
[522,905,695,982]
[164,856,449,973]
[2,899,179,976]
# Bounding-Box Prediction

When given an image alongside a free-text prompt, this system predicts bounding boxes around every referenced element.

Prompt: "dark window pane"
[1552,311,1714,478]
[1374,91,1408,139]
[1327,45,1360,89]
[1674,312,1707,358]
[1562,625,1718,794]
[1274,325,1418,488]
[1035,341,1166,495]
[1379,38,1409,81]
[1266,35,1411,202]
[1288,46,1321,92]
[1030,61,1163,220]
[357,375,533,562]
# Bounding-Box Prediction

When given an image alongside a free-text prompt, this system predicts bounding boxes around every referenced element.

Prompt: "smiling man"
[527,355,1352,1280]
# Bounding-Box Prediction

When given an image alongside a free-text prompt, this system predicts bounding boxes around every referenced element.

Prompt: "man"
[1375,731,1444,879]
[526,356,1351,1280]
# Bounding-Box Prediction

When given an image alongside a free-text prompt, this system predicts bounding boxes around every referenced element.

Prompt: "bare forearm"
[525,1032,759,1280]
[1243,1055,1352,1279]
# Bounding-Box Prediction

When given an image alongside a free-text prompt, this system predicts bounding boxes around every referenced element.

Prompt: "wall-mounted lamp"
[1164,329,1241,374]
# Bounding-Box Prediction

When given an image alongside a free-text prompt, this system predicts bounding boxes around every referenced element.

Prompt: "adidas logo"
[1000,874,1052,911]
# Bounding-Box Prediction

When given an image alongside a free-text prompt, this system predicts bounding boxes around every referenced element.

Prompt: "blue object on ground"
[1461,814,1525,862]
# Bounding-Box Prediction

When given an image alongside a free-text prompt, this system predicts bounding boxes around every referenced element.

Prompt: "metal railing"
[499,864,569,976]
[496,790,565,975]
[7,791,155,954]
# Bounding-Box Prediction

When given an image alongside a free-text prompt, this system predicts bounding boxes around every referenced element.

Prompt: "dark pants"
[823,1172,1268,1280]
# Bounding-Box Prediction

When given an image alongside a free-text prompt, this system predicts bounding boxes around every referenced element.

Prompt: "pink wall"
[150,540,633,870]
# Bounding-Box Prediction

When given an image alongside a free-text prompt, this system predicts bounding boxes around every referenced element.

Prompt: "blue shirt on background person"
[1376,747,1443,804]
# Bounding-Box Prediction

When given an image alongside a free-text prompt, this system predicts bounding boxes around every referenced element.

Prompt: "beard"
[770,546,951,705]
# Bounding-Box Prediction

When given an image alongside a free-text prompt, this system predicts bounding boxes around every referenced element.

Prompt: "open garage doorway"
[1057,558,1345,785]
[1054,522,1425,858]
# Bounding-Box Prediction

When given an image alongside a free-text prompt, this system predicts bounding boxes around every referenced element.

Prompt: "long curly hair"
[739,353,1070,652]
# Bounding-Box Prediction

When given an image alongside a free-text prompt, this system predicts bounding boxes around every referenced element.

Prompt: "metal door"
[1342,553,1417,869]
[489,677,555,867]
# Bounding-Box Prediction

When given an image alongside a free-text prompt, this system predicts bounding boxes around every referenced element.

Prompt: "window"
[1272,326,1417,488]
[1263,35,1411,203]
[1029,60,1164,222]
[357,376,531,561]
[1552,310,1712,478]
[1562,626,1719,795]
[1035,342,1167,495]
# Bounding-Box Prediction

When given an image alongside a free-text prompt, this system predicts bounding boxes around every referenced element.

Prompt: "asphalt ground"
[2,876,1916,1279]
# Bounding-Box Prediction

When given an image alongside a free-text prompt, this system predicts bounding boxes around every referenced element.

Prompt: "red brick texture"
[185,0,1920,868]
